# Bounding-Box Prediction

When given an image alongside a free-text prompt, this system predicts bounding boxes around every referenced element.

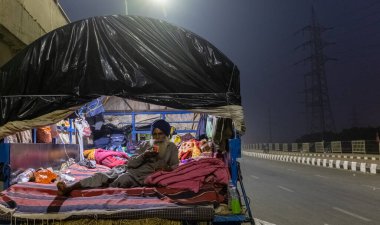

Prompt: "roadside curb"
[266,151,380,161]
[242,151,380,175]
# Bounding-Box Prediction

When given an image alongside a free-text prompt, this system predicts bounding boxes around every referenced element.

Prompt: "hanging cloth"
[195,114,208,140]
[206,115,214,139]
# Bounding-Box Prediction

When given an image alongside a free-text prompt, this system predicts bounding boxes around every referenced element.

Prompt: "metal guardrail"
[242,140,380,154]
[331,141,342,153]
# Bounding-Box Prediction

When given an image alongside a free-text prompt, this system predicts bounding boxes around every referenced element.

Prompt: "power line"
[332,14,380,37]
[332,0,380,25]
[332,42,380,55]
[323,1,380,39]
[334,11,380,37]
[331,28,380,43]
[331,50,380,64]
[336,9,380,27]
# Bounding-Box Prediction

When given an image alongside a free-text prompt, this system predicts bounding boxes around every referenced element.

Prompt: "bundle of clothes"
[177,139,215,163]
[10,158,76,185]
[83,148,129,168]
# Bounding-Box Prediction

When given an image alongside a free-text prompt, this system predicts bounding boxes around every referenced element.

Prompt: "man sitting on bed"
[57,119,179,196]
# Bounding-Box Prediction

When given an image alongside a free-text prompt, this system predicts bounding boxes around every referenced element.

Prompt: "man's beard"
[149,138,169,158]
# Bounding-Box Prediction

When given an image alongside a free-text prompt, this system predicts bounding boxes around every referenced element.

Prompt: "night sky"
[59,0,380,143]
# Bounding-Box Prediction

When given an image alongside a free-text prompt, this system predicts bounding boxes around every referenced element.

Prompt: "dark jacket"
[127,141,179,184]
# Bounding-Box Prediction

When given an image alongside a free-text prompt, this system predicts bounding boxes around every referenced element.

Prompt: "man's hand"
[143,149,158,159]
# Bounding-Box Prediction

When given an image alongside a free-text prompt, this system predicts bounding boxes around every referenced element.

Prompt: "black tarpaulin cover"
[0,15,243,137]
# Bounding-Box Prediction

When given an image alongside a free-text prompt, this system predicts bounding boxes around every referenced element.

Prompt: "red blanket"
[95,149,128,168]
[144,158,229,193]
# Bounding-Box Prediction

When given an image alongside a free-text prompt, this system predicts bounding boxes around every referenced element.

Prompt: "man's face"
[152,128,167,143]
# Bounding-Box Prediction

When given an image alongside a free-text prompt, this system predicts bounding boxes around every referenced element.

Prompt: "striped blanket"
[0,164,222,221]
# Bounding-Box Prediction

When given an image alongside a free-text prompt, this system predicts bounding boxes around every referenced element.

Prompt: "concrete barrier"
[370,164,377,174]
[335,160,341,169]
[323,159,327,167]
[351,162,357,172]
[241,151,379,174]
[360,163,366,173]
[329,160,334,168]
[343,161,348,170]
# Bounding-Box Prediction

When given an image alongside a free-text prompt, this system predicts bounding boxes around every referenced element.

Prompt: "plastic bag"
[34,169,58,184]
[11,168,35,184]
[58,173,76,183]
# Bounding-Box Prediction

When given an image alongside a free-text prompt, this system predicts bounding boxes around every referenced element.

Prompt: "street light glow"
[150,0,168,18]
[151,0,167,5]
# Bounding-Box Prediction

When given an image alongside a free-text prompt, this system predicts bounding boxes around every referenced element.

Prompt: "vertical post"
[229,138,241,186]
[69,119,73,144]
[132,112,136,141]
[0,143,10,190]
[125,0,128,15]
[33,128,37,143]
[161,113,166,120]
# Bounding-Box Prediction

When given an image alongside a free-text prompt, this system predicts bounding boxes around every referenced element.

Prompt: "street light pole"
[125,0,128,15]
[161,5,167,18]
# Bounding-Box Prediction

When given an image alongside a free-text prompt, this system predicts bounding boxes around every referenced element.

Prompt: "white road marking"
[250,175,259,179]
[254,218,276,225]
[332,207,372,222]
[277,185,294,192]
[362,185,380,191]
[287,169,296,172]
[314,174,328,179]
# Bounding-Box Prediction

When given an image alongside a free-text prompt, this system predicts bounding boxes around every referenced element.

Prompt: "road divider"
[242,151,380,175]
[343,161,348,170]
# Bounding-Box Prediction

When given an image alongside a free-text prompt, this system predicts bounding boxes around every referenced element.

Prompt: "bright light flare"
[151,0,168,5]
[150,0,168,18]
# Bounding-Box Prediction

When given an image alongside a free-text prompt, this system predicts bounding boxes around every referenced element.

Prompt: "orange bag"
[34,169,57,184]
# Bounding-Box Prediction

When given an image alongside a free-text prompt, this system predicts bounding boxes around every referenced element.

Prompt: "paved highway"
[240,156,380,225]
